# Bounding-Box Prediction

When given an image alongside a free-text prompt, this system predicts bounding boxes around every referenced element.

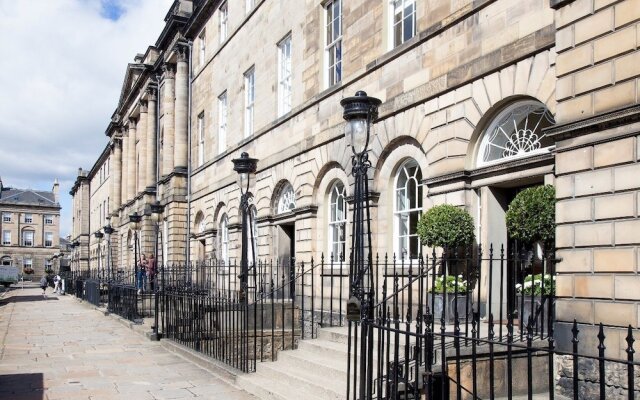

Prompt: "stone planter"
[428,293,471,324]
[517,294,553,333]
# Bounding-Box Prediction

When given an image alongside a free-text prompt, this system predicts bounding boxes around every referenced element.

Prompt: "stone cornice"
[545,104,640,143]
[257,205,319,224]
[425,153,555,187]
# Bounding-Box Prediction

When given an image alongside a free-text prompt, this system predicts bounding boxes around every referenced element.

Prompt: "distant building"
[0,178,61,278]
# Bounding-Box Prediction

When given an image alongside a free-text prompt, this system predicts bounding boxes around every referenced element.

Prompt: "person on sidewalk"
[53,274,61,294]
[146,254,156,291]
[39,275,48,297]
[137,254,148,295]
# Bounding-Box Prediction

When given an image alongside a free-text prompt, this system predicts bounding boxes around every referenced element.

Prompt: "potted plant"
[417,204,475,322]
[23,266,34,275]
[505,185,556,331]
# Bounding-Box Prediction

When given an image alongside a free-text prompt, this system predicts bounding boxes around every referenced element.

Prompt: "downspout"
[186,40,193,266]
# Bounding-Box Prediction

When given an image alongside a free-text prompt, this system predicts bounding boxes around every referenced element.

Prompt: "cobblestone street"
[0,284,255,400]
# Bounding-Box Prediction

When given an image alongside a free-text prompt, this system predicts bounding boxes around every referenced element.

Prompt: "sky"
[0,0,173,237]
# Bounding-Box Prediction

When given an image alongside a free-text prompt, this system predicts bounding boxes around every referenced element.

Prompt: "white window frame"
[219,214,229,265]
[44,232,53,247]
[393,160,423,260]
[44,214,53,225]
[246,0,255,14]
[244,67,255,138]
[24,213,32,224]
[389,0,416,49]
[2,212,11,223]
[218,92,227,154]
[2,230,10,245]
[23,258,32,270]
[328,182,347,261]
[277,34,292,116]
[198,31,206,66]
[22,230,34,247]
[219,2,228,43]
[324,0,342,88]
[198,112,205,166]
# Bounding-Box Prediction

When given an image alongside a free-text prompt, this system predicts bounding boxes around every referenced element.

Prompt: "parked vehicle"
[0,265,19,287]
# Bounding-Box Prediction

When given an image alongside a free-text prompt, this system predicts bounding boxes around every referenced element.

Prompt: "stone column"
[146,88,157,190]
[174,47,189,172]
[137,101,148,194]
[127,118,137,202]
[121,128,129,204]
[110,138,122,213]
[162,64,175,177]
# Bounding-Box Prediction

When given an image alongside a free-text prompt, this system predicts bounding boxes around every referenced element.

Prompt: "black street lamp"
[94,231,104,280]
[72,240,80,274]
[232,152,258,301]
[148,201,164,341]
[103,224,114,281]
[129,212,142,290]
[340,90,381,400]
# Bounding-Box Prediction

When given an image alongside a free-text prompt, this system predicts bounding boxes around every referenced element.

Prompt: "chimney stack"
[52,178,59,203]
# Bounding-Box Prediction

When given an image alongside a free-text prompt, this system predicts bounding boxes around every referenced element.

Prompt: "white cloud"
[0,0,174,237]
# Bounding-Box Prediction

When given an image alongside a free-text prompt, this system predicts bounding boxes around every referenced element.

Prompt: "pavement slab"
[0,283,256,400]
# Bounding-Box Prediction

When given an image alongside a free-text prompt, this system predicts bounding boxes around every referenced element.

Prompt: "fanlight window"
[477,100,555,167]
[277,183,296,214]
[394,160,422,259]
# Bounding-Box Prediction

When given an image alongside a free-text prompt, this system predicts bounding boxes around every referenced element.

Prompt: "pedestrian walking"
[146,253,156,291]
[53,274,61,294]
[137,254,148,295]
[39,275,48,297]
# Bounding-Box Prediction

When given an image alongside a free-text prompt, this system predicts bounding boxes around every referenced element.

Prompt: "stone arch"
[213,202,227,225]
[312,161,350,204]
[374,139,428,194]
[194,210,206,234]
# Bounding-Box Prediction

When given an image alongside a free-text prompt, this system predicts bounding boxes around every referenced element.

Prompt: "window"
[24,213,32,224]
[244,67,255,138]
[198,113,205,166]
[219,214,229,265]
[44,215,53,225]
[391,0,416,48]
[246,0,255,14]
[277,35,292,116]
[325,0,342,87]
[2,231,10,245]
[22,230,34,247]
[328,182,347,260]
[219,2,228,43]
[218,92,227,154]
[45,259,52,272]
[23,258,32,270]
[2,212,11,223]
[476,100,555,167]
[45,232,53,247]
[394,160,423,259]
[277,183,296,214]
[199,31,206,66]
[246,206,258,265]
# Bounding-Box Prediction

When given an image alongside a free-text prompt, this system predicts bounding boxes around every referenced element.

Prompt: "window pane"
[408,178,417,209]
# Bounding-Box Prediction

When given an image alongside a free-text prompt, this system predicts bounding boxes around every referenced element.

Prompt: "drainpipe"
[186,40,193,266]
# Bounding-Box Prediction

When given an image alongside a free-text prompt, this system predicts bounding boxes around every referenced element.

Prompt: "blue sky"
[0,0,173,237]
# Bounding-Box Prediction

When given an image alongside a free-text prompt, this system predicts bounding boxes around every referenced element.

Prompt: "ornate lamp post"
[232,152,258,301]
[129,212,142,289]
[340,90,381,400]
[72,240,80,274]
[103,224,114,281]
[147,201,164,341]
[94,231,104,280]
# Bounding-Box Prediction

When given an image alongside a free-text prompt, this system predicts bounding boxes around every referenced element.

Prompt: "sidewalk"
[0,283,256,400]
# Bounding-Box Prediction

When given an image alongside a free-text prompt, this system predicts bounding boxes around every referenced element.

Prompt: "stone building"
[0,178,62,278]
[71,0,640,368]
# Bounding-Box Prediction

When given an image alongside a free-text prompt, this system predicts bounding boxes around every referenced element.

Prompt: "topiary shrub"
[505,185,556,246]
[416,204,475,249]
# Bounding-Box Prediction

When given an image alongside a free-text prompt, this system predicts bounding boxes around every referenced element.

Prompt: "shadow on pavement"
[0,372,44,400]
[0,295,59,306]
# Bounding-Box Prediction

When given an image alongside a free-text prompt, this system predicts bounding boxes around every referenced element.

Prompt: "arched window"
[219,214,229,265]
[328,182,347,260]
[477,100,555,167]
[277,182,296,214]
[394,160,422,259]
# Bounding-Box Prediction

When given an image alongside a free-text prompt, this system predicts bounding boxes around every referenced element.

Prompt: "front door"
[277,223,295,299]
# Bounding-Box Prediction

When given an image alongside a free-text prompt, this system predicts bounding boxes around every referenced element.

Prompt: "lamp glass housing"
[345,118,368,155]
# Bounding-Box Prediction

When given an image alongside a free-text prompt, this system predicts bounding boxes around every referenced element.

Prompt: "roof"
[0,187,59,208]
